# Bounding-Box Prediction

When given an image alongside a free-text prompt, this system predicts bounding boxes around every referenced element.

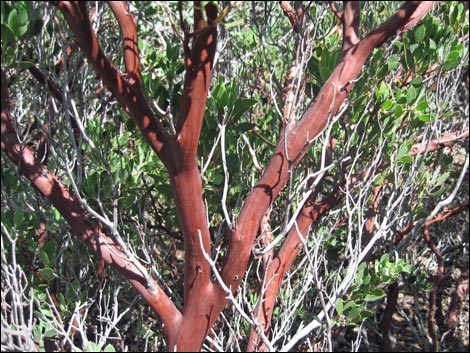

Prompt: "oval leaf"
[406,86,417,104]
[381,100,393,111]
[39,267,54,282]
[364,289,386,302]
[212,174,224,186]
[14,210,25,228]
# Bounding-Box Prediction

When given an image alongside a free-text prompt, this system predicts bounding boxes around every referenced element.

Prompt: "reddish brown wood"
[244,2,434,350]
[382,282,399,352]
[1,74,182,343]
[445,269,469,336]
[2,2,437,351]
[409,127,469,156]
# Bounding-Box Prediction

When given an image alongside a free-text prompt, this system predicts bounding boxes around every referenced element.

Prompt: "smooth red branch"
[423,201,469,227]
[409,127,469,156]
[247,190,343,351]
[221,1,434,348]
[1,82,182,343]
[175,2,218,159]
[400,1,435,32]
[328,1,343,20]
[342,1,360,52]
[217,2,432,310]
[168,3,219,351]
[52,1,175,166]
[108,1,141,83]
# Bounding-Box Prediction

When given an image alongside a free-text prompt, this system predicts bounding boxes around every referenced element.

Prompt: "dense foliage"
[1,1,468,352]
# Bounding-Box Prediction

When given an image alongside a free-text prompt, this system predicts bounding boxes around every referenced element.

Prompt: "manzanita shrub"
[1,2,468,352]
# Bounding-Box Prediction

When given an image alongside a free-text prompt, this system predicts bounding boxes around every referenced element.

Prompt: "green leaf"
[393,41,403,51]
[14,210,25,228]
[44,328,56,338]
[237,122,255,133]
[417,114,430,122]
[399,155,414,164]
[343,300,356,312]
[1,23,15,43]
[16,23,29,38]
[400,263,415,274]
[410,77,422,87]
[34,289,47,301]
[397,140,413,159]
[232,98,256,119]
[443,45,463,71]
[86,342,101,352]
[52,208,62,222]
[19,60,34,69]
[224,18,244,30]
[409,43,418,54]
[375,82,389,100]
[445,50,460,62]
[443,60,460,71]
[406,86,417,104]
[394,104,404,118]
[40,249,50,267]
[387,54,400,71]
[373,48,383,61]
[212,174,224,185]
[360,310,374,319]
[16,3,29,24]
[39,268,54,282]
[226,81,239,103]
[103,344,116,352]
[212,81,229,107]
[156,184,173,197]
[379,253,390,265]
[415,100,428,112]
[436,172,449,186]
[7,5,29,38]
[336,298,344,315]
[226,154,239,170]
[381,100,393,111]
[7,8,18,28]
[364,289,386,302]
[319,65,331,84]
[377,65,388,80]
[413,25,425,43]
[347,307,361,321]
[432,186,449,198]
[1,210,14,232]
[117,134,130,146]
[357,262,367,274]
[374,173,386,186]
